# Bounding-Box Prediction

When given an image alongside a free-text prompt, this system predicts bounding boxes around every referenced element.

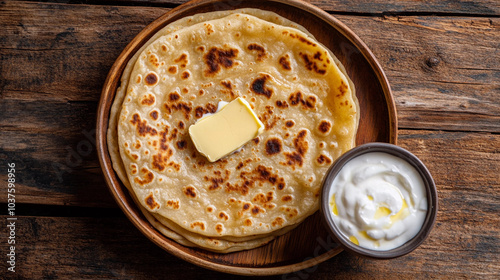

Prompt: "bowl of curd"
[320,143,438,259]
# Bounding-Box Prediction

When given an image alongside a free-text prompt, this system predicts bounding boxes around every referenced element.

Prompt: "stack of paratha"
[108,8,359,253]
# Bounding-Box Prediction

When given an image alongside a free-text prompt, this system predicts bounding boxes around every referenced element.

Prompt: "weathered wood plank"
[336,14,500,132]
[1,2,498,134]
[2,127,499,220]
[0,1,499,206]
[0,187,497,279]
[79,0,500,16]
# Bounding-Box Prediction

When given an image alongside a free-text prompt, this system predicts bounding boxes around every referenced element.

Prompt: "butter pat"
[189,97,264,162]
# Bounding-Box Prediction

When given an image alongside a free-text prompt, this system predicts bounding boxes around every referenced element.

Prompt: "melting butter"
[189,97,264,162]
[328,152,427,251]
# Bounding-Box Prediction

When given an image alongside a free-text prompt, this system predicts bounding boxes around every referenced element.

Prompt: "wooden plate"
[97,0,397,276]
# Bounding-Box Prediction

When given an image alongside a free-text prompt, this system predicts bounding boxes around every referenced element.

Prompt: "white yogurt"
[328,152,428,250]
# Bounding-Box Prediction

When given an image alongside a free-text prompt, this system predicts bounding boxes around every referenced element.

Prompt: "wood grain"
[0,0,499,278]
[1,1,498,207]
[337,15,500,132]
[0,155,497,279]
[81,0,500,15]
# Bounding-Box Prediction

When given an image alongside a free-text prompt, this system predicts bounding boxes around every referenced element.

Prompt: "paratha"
[108,9,359,252]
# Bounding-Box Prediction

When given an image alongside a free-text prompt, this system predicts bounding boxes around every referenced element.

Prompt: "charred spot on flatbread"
[250,74,273,98]
[204,47,239,76]
[145,72,158,86]
[247,43,267,61]
[265,138,282,155]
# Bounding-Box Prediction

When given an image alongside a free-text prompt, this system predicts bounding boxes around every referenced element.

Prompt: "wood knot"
[426,57,440,68]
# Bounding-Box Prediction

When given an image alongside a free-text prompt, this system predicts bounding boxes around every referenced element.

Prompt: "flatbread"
[108,9,359,252]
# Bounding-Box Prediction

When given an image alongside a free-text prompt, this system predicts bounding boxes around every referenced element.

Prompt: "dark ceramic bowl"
[320,143,438,259]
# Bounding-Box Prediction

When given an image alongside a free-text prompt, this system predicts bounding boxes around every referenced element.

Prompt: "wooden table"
[1,0,499,278]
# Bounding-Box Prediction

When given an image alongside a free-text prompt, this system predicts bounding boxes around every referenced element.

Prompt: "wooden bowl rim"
[97,0,397,275]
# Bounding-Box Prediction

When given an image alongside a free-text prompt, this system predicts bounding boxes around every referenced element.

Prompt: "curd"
[329,152,427,250]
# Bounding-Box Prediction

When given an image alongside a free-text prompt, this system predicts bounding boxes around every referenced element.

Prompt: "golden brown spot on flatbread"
[130,164,138,175]
[204,23,214,35]
[197,46,205,52]
[259,105,279,130]
[169,92,181,102]
[243,203,251,210]
[130,114,158,137]
[250,74,273,98]
[265,138,282,155]
[221,80,232,89]
[205,170,230,191]
[145,193,160,210]
[161,45,167,52]
[236,158,253,170]
[317,154,332,165]
[136,75,141,84]
[158,127,170,152]
[283,207,299,218]
[194,102,217,118]
[247,43,267,61]
[135,168,154,186]
[134,140,141,149]
[226,165,285,195]
[207,206,214,212]
[164,101,192,121]
[279,54,291,70]
[318,120,332,134]
[174,53,188,68]
[251,205,264,215]
[141,94,155,105]
[191,221,206,230]
[253,193,273,204]
[149,54,160,67]
[299,52,326,75]
[285,120,295,128]
[149,110,159,120]
[166,199,180,209]
[244,219,253,226]
[283,130,309,169]
[176,140,187,150]
[253,137,260,145]
[337,80,348,97]
[272,217,284,227]
[220,80,236,97]
[275,100,288,108]
[183,186,196,198]
[145,72,158,86]
[168,66,178,74]
[181,71,190,79]
[225,179,251,195]
[289,91,316,109]
[281,195,293,202]
[152,152,174,172]
[178,121,185,129]
[236,162,244,170]
[198,89,205,96]
[289,33,317,47]
[218,211,229,221]
[204,47,238,76]
[215,223,223,233]
[168,128,178,141]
